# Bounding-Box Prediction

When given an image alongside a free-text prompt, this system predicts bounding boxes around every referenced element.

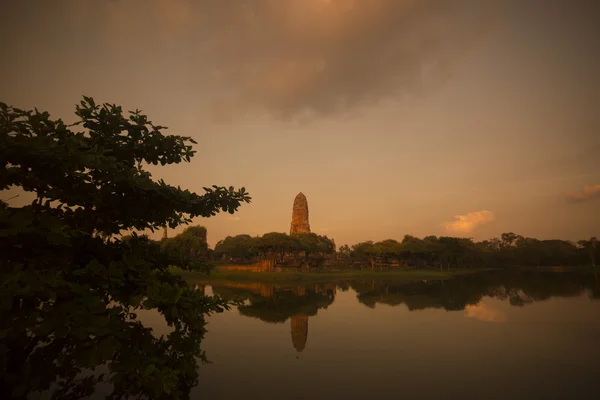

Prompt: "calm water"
[147,270,600,399]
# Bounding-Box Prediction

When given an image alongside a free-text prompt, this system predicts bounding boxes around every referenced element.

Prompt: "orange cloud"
[464,302,506,323]
[444,210,495,234]
[565,183,600,204]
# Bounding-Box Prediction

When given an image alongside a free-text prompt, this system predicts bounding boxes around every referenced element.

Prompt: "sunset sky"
[2,0,599,247]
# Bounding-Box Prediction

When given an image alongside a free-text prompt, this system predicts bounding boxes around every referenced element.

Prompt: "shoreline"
[172,267,497,284]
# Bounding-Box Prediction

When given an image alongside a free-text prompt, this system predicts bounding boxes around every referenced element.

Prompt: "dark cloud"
[194,0,503,120]
[0,0,505,120]
[82,0,505,120]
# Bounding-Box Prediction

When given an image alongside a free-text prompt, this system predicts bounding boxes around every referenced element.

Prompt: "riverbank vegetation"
[214,232,335,266]
[208,269,600,321]
[211,232,599,270]
[0,98,250,399]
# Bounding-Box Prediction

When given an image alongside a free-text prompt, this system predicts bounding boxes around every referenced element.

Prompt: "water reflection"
[464,301,507,323]
[190,270,600,399]
[210,282,336,353]
[195,270,600,354]
[348,270,600,310]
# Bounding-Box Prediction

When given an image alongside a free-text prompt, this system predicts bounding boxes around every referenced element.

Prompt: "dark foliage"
[0,98,250,399]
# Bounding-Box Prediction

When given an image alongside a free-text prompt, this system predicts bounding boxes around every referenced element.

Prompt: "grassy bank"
[172,267,493,284]
[511,265,599,273]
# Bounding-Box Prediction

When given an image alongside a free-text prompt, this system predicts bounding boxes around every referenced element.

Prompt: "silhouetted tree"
[161,225,209,260]
[338,244,352,262]
[351,241,378,269]
[578,237,598,267]
[213,234,256,262]
[0,98,250,399]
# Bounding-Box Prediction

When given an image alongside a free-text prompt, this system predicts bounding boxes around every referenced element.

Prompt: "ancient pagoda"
[290,192,311,234]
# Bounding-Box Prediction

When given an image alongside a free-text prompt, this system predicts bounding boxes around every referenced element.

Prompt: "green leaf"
[143,364,156,377]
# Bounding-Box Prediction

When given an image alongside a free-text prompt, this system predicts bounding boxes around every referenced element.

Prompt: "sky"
[1,0,599,247]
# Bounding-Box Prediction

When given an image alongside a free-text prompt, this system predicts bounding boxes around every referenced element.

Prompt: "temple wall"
[217,259,277,272]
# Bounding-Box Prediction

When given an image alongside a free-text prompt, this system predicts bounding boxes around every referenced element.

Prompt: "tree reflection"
[211,283,336,352]
[202,270,599,353]
[349,270,600,310]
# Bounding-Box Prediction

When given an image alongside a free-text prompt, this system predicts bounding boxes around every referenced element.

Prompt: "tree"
[421,236,445,270]
[578,237,598,267]
[292,232,328,266]
[399,236,427,268]
[437,236,480,271]
[351,241,378,269]
[161,225,209,261]
[338,244,352,262]
[374,239,402,265]
[0,98,250,399]
[316,235,336,259]
[253,232,290,262]
[500,232,520,249]
[213,234,255,262]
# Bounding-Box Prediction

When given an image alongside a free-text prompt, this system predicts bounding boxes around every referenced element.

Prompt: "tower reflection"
[210,282,336,352]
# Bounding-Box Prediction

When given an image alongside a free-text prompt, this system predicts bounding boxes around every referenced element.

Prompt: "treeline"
[214,232,336,266]
[213,232,599,269]
[148,227,598,270]
[340,233,598,270]
[123,225,213,270]
[148,228,337,268]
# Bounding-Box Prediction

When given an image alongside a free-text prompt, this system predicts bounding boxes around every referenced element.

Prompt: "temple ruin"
[290,192,311,234]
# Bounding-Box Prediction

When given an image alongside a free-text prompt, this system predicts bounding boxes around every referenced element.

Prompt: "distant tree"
[487,237,503,251]
[254,232,291,262]
[539,240,579,266]
[161,225,209,260]
[351,241,378,269]
[399,236,428,268]
[421,236,445,270]
[291,232,323,266]
[0,98,250,399]
[513,236,541,266]
[501,232,520,248]
[436,237,482,271]
[578,237,598,267]
[316,234,336,259]
[338,244,352,261]
[214,234,255,261]
[374,239,402,263]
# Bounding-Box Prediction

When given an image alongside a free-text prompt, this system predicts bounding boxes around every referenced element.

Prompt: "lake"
[143,269,600,399]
